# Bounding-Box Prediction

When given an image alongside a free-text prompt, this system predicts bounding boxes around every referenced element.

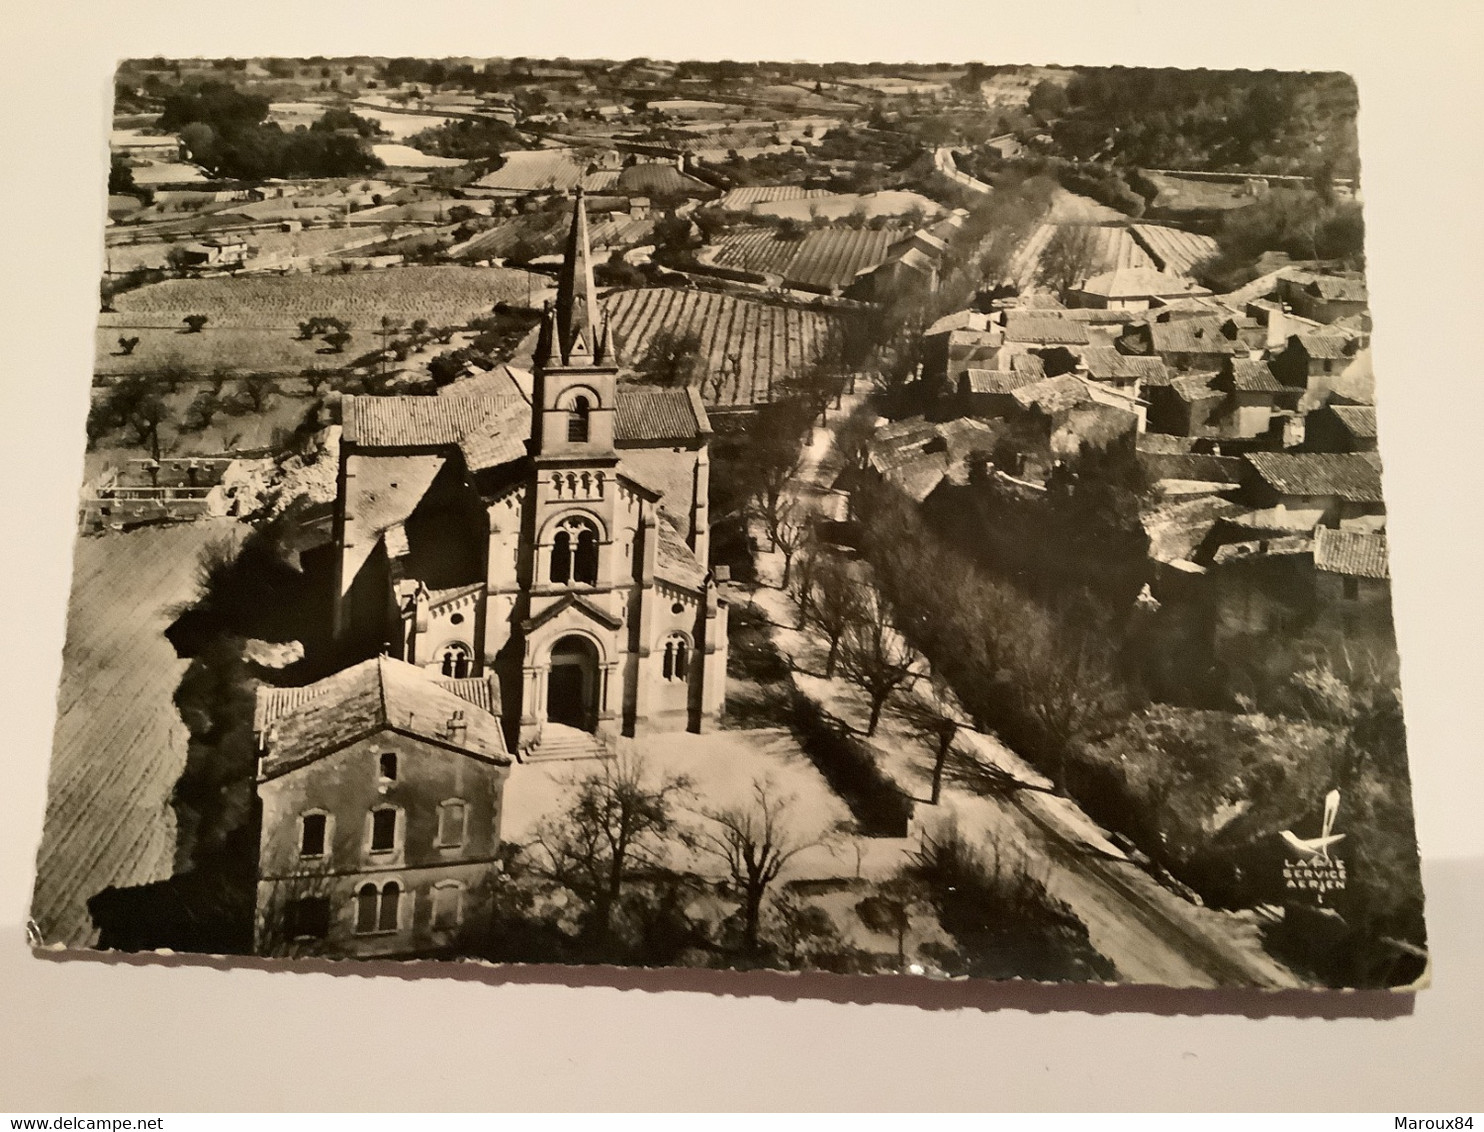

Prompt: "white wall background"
[1,0,1481,1111]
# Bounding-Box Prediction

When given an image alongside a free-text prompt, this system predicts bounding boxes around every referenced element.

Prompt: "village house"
[1241,451,1386,528]
[1269,330,1363,393]
[1278,271,1369,325]
[1121,316,1241,372]
[331,191,729,755]
[252,655,513,959]
[1305,403,1379,453]
[179,235,250,270]
[1072,266,1212,311]
[1210,356,1289,437]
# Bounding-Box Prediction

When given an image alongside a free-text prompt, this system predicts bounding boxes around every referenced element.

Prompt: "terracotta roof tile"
[1314,526,1389,579]
[256,656,509,779]
[1245,452,1384,503]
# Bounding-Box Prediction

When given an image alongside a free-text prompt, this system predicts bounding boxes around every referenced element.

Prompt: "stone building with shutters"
[329,189,729,758]
[252,655,513,958]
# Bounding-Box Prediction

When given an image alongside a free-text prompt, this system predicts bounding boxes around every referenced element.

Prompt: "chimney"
[447,709,467,747]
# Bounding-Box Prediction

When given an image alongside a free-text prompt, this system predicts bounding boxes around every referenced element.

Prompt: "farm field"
[31,519,246,948]
[472,149,587,194]
[1142,171,1260,214]
[96,316,344,377]
[1006,222,1156,291]
[603,287,839,406]
[707,225,907,291]
[344,106,461,140]
[750,189,941,223]
[1130,224,1220,278]
[458,211,654,262]
[372,143,466,169]
[109,266,555,327]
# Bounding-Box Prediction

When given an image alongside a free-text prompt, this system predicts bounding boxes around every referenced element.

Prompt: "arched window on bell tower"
[549,515,600,586]
[567,396,590,443]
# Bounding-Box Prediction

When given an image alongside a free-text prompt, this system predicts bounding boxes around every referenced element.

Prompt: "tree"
[1035,224,1100,294]
[893,670,965,805]
[238,373,279,413]
[635,328,703,388]
[108,155,138,197]
[183,314,209,334]
[117,335,140,356]
[183,388,223,433]
[696,779,823,954]
[322,329,352,354]
[530,749,693,945]
[1006,611,1125,795]
[836,586,922,737]
[762,496,809,590]
[806,553,864,679]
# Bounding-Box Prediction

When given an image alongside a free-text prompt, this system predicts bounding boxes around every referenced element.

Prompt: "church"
[329,190,730,757]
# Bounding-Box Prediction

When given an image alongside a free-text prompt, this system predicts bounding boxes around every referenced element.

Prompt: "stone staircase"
[522,721,608,762]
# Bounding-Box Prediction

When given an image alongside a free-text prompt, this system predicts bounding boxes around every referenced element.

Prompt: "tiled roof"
[256,656,509,779]
[960,369,1036,395]
[1169,373,1222,402]
[655,514,707,591]
[1079,267,1209,300]
[1228,358,1286,393]
[1012,374,1089,414]
[1245,452,1385,503]
[1003,314,1090,346]
[345,387,705,462]
[1078,347,1169,383]
[1314,526,1389,579]
[1007,353,1047,377]
[926,309,991,336]
[341,454,447,588]
[1288,271,1368,303]
[1331,405,1378,438]
[1139,451,1244,485]
[883,448,951,503]
[1294,332,1353,361]
[615,386,709,442]
[1150,318,1238,356]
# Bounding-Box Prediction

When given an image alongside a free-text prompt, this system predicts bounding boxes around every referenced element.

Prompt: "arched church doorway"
[547,635,599,732]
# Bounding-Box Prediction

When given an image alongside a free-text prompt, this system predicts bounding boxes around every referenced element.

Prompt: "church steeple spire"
[536,188,616,368]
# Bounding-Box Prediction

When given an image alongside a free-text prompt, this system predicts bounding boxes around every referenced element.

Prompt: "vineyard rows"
[603,287,839,406]
[31,519,246,947]
[110,266,554,327]
[1130,224,1221,278]
[1007,223,1156,291]
[709,225,906,291]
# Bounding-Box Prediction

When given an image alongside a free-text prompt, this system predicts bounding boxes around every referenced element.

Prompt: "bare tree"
[530,749,693,944]
[696,778,824,954]
[763,497,810,589]
[836,585,922,737]
[900,665,972,801]
[806,553,864,679]
[239,372,279,413]
[1007,612,1125,795]
[1035,224,1101,294]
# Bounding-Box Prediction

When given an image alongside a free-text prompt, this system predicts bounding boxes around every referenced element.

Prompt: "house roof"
[1003,314,1090,346]
[1227,358,1286,394]
[1077,347,1169,383]
[1139,451,1245,485]
[960,368,1037,395]
[1331,405,1378,439]
[926,309,991,336]
[1289,271,1369,304]
[1079,267,1210,301]
[1169,373,1223,403]
[1314,526,1389,580]
[341,454,448,588]
[615,386,711,442]
[1011,374,1089,414]
[1293,331,1354,361]
[655,514,708,590]
[1244,452,1385,503]
[255,656,510,779]
[1149,318,1238,356]
[1006,352,1047,377]
[343,386,706,463]
[883,448,951,502]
